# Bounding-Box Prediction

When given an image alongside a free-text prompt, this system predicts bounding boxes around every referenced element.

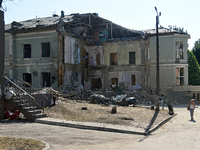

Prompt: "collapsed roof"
[5,12,144,41]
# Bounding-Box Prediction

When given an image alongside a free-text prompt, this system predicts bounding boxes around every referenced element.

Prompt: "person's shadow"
[189,119,196,122]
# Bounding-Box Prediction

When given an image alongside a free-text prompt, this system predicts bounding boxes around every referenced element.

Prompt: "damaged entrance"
[23,73,32,87]
[91,78,102,90]
[42,72,51,87]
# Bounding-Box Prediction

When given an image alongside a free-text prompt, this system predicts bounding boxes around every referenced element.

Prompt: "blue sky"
[2,0,199,50]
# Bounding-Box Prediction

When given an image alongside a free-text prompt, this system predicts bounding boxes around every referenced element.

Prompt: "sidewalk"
[0,105,196,150]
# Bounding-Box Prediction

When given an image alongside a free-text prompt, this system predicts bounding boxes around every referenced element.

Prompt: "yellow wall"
[104,41,141,65]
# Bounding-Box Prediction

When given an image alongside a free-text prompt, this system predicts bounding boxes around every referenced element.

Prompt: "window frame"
[23,44,31,58]
[132,75,136,85]
[176,41,184,59]
[111,78,118,86]
[41,42,50,57]
[176,67,184,86]
[110,53,118,65]
[129,52,136,65]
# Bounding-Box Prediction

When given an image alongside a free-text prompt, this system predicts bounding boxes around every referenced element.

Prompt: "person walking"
[188,99,195,120]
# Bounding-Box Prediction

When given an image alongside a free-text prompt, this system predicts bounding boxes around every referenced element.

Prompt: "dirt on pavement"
[44,100,171,130]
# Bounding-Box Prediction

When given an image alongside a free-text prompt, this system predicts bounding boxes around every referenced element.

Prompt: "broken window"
[110,53,117,65]
[111,78,118,86]
[23,44,31,58]
[42,42,50,57]
[74,46,80,64]
[176,41,183,59]
[132,75,136,85]
[129,52,135,65]
[176,67,184,86]
[42,72,51,87]
[91,78,102,90]
[96,53,100,65]
[23,73,32,87]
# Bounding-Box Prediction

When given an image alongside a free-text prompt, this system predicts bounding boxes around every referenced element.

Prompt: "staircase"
[4,76,46,122]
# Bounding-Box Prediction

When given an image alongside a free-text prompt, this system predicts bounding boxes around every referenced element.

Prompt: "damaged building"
[4,11,195,102]
[4,11,145,90]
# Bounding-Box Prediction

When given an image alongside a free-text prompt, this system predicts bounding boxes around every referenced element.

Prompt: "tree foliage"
[168,25,187,34]
[188,50,200,85]
[192,39,200,65]
[0,0,15,10]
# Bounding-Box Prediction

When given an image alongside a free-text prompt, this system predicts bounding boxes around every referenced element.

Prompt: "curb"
[42,140,51,150]
[36,114,176,136]
[35,119,145,135]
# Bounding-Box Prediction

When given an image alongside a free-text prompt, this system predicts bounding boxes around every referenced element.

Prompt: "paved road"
[0,104,199,150]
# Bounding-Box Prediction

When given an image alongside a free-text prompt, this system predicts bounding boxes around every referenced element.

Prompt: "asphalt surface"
[0,104,199,150]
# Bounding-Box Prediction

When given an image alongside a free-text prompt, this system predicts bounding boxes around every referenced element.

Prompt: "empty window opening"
[111,78,118,86]
[96,54,100,65]
[91,78,102,90]
[75,46,80,64]
[75,72,79,82]
[23,73,32,87]
[42,72,51,87]
[42,42,50,57]
[110,53,117,65]
[197,93,199,101]
[193,93,196,99]
[23,44,31,58]
[132,75,136,85]
[176,41,183,59]
[129,52,135,65]
[176,67,184,86]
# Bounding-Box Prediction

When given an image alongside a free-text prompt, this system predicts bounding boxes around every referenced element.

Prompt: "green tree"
[188,50,200,85]
[192,39,200,65]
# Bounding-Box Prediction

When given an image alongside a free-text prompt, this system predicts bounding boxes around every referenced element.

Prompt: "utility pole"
[0,2,5,119]
[155,7,161,111]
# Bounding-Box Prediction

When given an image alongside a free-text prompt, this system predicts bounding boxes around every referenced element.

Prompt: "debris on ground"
[90,93,106,104]
[29,84,176,109]
[59,85,93,100]
[33,87,60,96]
[4,109,24,120]
[111,107,117,114]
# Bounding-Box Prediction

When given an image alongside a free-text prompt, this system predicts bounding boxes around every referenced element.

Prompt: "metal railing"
[4,76,44,113]
[16,77,48,110]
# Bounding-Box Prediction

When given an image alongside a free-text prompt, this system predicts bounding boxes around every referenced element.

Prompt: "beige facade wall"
[149,34,189,90]
[104,41,141,66]
[101,40,145,90]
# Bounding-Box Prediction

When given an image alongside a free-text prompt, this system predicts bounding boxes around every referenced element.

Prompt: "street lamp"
[155,7,161,111]
[0,4,5,119]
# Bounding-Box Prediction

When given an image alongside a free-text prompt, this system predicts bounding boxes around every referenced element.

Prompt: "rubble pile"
[58,85,93,100]
[32,85,162,107]
[32,87,60,97]
[125,89,153,105]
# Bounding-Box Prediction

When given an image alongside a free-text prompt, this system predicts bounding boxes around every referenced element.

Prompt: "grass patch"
[0,136,45,150]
